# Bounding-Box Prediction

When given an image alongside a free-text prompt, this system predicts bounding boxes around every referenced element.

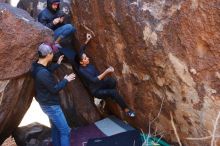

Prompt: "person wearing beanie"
[38,0,76,45]
[31,43,75,146]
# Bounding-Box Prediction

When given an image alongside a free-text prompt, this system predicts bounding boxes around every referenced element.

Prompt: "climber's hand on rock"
[87,33,92,40]
[85,33,92,44]
[106,66,114,73]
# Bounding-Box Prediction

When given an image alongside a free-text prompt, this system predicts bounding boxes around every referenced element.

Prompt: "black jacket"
[79,64,103,94]
[31,62,68,106]
[38,0,64,30]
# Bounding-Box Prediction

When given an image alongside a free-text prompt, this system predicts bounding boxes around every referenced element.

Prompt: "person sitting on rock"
[38,0,76,45]
[31,43,75,146]
[78,34,136,118]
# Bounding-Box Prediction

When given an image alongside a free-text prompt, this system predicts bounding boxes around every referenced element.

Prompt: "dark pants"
[93,78,128,110]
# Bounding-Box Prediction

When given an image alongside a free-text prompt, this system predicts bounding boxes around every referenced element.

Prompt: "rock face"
[0,4,52,80]
[0,75,35,144]
[72,0,220,145]
[0,4,101,144]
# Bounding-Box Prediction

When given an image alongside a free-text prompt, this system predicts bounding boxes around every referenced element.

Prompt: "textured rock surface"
[72,0,220,145]
[0,3,52,79]
[0,75,34,144]
[0,4,100,144]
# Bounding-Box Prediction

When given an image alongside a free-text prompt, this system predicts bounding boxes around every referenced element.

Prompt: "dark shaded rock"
[13,122,51,146]
[0,74,34,144]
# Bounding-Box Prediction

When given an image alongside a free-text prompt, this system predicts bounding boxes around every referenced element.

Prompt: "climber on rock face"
[31,43,75,146]
[38,0,76,45]
[78,34,136,118]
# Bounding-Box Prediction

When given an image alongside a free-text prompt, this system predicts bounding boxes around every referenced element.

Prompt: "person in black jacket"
[38,0,76,45]
[78,34,136,118]
[31,43,75,146]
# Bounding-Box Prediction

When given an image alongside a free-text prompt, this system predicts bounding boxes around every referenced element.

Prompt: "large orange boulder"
[71,0,220,145]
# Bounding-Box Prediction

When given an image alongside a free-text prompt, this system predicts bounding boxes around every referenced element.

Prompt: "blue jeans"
[54,24,76,41]
[40,105,71,146]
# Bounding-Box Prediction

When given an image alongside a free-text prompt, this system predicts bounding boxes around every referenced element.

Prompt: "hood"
[47,0,61,12]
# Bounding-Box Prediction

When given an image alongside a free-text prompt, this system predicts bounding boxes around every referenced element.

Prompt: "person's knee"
[64,24,76,33]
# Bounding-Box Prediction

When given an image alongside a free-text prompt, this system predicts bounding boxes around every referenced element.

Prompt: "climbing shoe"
[126,109,136,118]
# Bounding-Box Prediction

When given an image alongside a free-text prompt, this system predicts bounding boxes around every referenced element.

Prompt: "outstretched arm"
[79,69,100,83]
[38,70,68,93]
[38,70,75,94]
[79,33,92,54]
[98,66,114,80]
[79,65,113,83]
